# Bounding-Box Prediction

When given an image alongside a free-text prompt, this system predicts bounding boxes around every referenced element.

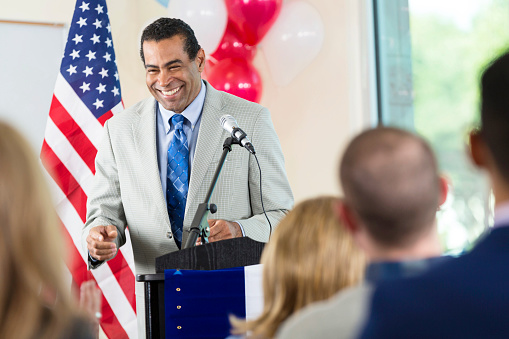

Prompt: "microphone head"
[220,114,238,132]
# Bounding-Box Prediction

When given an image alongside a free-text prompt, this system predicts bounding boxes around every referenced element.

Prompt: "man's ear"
[196,48,205,72]
[334,200,358,234]
[438,175,449,207]
[469,129,487,168]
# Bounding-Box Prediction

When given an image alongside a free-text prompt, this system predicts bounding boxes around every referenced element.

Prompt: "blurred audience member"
[0,122,95,339]
[359,52,509,339]
[276,127,448,339]
[229,196,366,338]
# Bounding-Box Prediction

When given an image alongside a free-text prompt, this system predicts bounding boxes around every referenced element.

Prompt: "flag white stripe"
[120,230,136,274]
[94,266,138,338]
[111,101,124,115]
[47,177,137,338]
[54,74,104,148]
[44,116,95,197]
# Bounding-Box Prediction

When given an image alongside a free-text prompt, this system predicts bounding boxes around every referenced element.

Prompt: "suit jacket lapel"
[133,98,171,229]
[184,82,225,229]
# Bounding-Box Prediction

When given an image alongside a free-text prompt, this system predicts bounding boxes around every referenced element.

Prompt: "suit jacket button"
[167,231,173,239]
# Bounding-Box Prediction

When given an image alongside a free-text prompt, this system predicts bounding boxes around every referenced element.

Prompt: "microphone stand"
[184,136,241,249]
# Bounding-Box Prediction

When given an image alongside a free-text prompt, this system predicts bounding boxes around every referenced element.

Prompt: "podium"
[136,237,266,339]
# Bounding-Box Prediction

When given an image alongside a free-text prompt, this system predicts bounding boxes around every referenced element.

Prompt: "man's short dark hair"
[340,127,440,247]
[480,52,509,181]
[139,17,201,64]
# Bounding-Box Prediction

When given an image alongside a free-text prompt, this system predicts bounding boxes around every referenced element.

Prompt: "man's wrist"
[234,221,245,237]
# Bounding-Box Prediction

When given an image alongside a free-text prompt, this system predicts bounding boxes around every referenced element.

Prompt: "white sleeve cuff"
[235,221,246,236]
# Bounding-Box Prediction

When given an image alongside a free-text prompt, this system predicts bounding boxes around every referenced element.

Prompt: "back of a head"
[0,122,75,338]
[480,52,509,181]
[139,17,201,63]
[340,127,440,248]
[231,196,366,337]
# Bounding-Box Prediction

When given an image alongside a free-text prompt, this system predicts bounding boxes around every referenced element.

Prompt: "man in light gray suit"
[81,17,293,336]
[276,127,447,339]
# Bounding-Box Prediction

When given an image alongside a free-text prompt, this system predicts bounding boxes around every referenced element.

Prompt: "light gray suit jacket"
[81,81,294,274]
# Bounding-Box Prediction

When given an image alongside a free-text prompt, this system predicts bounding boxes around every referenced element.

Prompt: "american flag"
[40,0,137,337]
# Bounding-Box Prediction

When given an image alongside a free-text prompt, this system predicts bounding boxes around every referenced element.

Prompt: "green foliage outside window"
[409,0,509,251]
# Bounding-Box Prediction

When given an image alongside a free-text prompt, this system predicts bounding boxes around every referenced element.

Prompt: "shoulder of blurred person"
[360,238,509,339]
[276,282,373,339]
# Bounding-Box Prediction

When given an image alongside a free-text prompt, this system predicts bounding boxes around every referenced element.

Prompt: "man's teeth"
[162,87,180,96]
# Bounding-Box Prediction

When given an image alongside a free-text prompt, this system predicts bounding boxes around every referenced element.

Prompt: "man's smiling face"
[143,35,204,113]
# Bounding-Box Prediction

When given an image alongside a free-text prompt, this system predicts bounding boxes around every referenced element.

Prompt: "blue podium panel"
[165,267,247,338]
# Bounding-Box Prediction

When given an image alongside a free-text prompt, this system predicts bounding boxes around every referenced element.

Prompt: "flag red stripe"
[107,253,136,312]
[97,110,113,126]
[41,140,87,221]
[49,95,97,173]
[62,226,129,339]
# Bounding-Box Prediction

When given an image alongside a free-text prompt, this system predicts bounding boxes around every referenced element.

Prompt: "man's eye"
[147,69,158,74]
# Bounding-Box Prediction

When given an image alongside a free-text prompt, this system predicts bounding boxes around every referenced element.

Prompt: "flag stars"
[72,34,83,44]
[79,82,91,93]
[114,71,119,80]
[76,17,87,28]
[112,86,120,96]
[79,1,89,11]
[103,52,111,62]
[83,66,94,77]
[106,23,111,33]
[92,98,104,109]
[95,4,104,14]
[105,37,112,48]
[96,83,107,94]
[69,49,80,60]
[66,64,77,76]
[93,19,102,29]
[90,34,101,44]
[99,68,109,78]
[85,50,96,61]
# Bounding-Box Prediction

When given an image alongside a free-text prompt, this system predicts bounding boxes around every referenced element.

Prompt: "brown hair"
[340,127,440,247]
[230,196,366,338]
[0,122,77,338]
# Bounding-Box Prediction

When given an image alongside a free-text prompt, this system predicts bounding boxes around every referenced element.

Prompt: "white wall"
[0,0,375,202]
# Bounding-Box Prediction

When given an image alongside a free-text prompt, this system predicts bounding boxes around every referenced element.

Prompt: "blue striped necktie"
[166,114,189,249]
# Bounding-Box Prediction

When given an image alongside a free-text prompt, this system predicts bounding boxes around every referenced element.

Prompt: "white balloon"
[260,1,324,86]
[168,0,228,55]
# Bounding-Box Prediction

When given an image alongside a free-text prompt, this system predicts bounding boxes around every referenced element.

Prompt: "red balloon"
[211,20,257,62]
[225,0,282,46]
[207,58,262,103]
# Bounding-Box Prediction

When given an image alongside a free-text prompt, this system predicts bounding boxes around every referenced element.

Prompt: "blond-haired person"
[0,122,95,339]
[229,196,366,338]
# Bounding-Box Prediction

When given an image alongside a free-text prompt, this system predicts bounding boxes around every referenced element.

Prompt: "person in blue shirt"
[360,51,509,339]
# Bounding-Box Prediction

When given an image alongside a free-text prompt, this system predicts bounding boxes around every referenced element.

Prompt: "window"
[373,0,509,252]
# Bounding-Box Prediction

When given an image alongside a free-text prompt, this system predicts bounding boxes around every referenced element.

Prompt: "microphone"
[220,115,256,154]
